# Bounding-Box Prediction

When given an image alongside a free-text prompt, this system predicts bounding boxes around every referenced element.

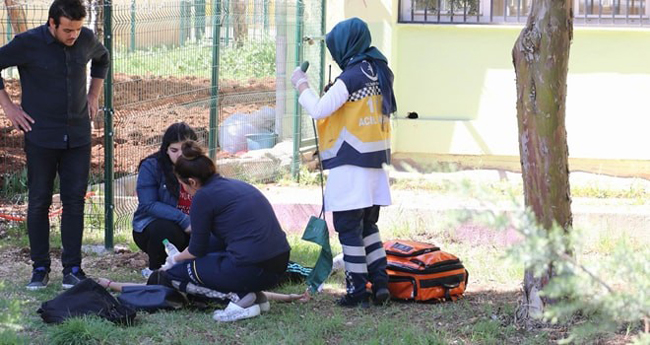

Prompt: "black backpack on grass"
[37,279,136,325]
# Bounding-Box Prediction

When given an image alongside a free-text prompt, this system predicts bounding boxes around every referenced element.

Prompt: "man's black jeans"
[25,140,91,272]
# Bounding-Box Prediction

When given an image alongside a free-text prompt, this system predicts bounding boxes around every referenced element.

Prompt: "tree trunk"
[87,0,104,39]
[232,0,247,47]
[512,0,574,320]
[194,0,206,40]
[4,0,28,34]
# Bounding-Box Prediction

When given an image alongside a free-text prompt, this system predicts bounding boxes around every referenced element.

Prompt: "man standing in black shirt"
[0,0,109,290]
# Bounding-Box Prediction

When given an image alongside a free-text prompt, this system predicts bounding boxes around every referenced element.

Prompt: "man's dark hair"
[49,0,86,27]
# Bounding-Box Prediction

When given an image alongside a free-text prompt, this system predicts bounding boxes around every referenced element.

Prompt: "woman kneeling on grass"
[158,140,292,322]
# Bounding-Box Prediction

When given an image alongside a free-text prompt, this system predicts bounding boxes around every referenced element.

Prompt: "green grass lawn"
[0,224,639,345]
[0,250,527,344]
[113,40,276,81]
[0,173,646,344]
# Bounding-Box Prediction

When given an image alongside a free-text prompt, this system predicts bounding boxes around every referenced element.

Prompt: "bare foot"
[296,289,311,303]
[95,277,111,289]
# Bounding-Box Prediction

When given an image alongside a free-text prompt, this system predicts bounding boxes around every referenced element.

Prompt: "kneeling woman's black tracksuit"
[166,175,290,296]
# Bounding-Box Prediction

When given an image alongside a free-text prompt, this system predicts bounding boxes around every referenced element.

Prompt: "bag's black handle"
[442,282,461,289]
[410,259,426,267]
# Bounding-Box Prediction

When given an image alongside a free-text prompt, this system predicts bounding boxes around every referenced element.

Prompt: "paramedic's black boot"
[337,293,369,308]
[372,287,390,306]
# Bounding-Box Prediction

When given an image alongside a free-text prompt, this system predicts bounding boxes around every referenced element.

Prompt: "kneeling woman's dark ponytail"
[174,140,217,186]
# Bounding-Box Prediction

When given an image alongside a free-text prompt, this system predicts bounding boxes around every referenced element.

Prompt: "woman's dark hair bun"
[175,140,216,185]
[181,140,204,160]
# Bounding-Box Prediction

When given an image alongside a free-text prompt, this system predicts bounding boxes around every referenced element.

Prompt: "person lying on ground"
[95,277,310,303]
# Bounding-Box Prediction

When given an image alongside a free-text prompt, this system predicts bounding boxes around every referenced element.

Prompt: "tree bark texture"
[86,0,104,39]
[512,0,574,318]
[4,0,28,34]
[231,0,247,47]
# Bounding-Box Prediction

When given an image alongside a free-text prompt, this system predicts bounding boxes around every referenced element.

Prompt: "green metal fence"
[0,0,325,247]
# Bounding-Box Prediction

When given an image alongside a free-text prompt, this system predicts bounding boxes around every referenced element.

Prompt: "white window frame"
[398,0,650,25]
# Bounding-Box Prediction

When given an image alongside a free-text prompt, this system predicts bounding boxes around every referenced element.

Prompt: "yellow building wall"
[325,1,650,174]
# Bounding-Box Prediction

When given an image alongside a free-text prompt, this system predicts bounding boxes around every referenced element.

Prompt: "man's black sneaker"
[26,267,50,290]
[372,287,391,306]
[62,266,87,289]
[337,294,369,308]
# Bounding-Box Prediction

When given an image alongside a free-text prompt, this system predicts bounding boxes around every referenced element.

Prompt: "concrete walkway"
[263,170,650,246]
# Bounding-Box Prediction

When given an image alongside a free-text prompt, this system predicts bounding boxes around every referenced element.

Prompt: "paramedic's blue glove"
[291,67,309,90]
[160,254,178,271]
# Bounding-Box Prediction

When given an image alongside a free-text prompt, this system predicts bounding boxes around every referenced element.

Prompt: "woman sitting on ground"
[132,122,197,273]
[160,140,292,322]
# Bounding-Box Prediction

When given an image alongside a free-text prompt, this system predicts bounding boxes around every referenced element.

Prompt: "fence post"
[263,0,269,36]
[291,0,304,179]
[319,0,326,92]
[208,0,221,160]
[130,0,136,52]
[5,17,11,78]
[274,0,287,142]
[180,0,188,46]
[224,0,230,46]
[104,0,115,250]
[5,16,11,41]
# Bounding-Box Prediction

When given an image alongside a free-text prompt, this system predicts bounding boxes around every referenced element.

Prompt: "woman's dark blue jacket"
[132,157,191,232]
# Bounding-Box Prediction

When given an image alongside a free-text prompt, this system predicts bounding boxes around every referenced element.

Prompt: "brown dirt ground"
[0,240,149,277]
[0,74,276,182]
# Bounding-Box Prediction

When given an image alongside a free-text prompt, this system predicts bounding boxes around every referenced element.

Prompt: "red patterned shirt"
[177,185,193,215]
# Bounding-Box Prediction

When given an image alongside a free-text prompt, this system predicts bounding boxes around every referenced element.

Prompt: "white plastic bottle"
[162,238,180,257]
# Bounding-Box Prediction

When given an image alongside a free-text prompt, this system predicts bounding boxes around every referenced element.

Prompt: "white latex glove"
[160,254,178,271]
[291,66,309,90]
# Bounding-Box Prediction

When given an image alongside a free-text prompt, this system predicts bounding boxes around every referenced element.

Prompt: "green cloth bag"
[301,215,333,293]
